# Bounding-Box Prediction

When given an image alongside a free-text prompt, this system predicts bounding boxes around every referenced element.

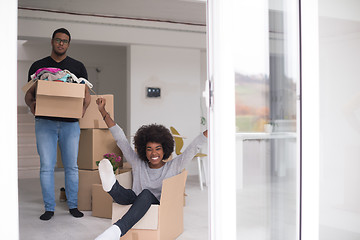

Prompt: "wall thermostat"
[147,87,161,98]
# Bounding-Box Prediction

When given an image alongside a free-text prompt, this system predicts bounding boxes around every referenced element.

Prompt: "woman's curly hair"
[133,124,174,162]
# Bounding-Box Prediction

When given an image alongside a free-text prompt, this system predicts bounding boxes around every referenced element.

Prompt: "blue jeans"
[35,118,80,211]
[109,181,160,236]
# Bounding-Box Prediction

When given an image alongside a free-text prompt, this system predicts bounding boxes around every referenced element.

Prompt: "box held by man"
[35,80,85,119]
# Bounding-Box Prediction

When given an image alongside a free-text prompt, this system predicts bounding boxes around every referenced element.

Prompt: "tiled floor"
[18,172,208,240]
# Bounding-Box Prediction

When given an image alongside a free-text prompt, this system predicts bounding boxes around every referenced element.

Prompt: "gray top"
[109,124,207,201]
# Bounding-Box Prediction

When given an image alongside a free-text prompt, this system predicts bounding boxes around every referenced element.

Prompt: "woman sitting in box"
[95,97,207,240]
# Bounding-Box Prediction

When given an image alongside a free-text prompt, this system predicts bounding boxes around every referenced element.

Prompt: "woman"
[95,97,207,240]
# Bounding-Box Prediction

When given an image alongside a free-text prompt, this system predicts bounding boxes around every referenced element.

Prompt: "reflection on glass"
[235,73,269,132]
[234,0,270,133]
[235,0,299,239]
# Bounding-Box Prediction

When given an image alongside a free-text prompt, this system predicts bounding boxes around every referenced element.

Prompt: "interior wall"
[319,17,360,234]
[17,41,128,132]
[129,45,204,174]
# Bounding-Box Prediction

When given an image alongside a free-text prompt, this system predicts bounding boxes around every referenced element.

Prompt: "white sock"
[95,225,121,240]
[98,159,116,192]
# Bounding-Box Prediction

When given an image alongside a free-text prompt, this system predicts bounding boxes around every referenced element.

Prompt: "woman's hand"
[203,130,208,138]
[96,97,106,112]
[96,97,115,128]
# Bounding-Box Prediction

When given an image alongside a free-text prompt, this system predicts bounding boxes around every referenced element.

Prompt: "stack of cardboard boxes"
[75,94,131,219]
[57,93,132,218]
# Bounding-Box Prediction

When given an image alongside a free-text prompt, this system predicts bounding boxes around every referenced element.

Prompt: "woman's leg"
[96,190,159,239]
[115,189,160,237]
[98,159,136,204]
[108,181,137,205]
[95,225,121,240]
[98,159,116,192]
[96,159,137,240]
[97,159,159,238]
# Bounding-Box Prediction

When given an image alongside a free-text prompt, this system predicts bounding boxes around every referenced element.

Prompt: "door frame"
[207,0,320,239]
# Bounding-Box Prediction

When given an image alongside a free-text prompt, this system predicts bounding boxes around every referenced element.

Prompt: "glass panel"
[234,0,300,239]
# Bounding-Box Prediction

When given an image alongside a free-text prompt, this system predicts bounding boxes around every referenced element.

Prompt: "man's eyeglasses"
[54,38,69,45]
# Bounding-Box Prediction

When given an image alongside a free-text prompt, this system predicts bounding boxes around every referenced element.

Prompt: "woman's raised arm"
[96,97,116,128]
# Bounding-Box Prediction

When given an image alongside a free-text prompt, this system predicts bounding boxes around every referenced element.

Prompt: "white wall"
[129,45,204,174]
[319,18,360,233]
[319,0,360,22]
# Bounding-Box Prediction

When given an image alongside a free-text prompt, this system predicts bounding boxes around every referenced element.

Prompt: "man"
[25,28,91,221]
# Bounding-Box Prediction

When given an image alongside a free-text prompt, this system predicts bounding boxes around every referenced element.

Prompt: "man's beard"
[53,49,66,57]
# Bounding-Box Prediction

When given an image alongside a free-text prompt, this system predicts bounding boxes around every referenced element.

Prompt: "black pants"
[108,181,160,236]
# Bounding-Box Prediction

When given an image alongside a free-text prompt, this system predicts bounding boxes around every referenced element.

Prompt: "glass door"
[207,0,300,239]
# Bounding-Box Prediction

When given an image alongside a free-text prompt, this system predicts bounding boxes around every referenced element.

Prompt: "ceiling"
[18,0,207,25]
[19,1,360,40]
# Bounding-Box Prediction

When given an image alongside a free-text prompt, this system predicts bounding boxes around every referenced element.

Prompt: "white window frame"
[207,0,237,239]
[300,0,320,239]
[1,1,19,239]
[207,0,319,239]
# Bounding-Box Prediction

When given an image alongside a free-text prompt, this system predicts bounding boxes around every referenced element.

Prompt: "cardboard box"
[92,184,113,219]
[113,204,159,229]
[122,161,132,169]
[35,80,85,119]
[115,169,132,189]
[79,94,114,129]
[77,129,123,170]
[92,170,133,219]
[78,170,101,211]
[112,170,188,240]
[22,79,37,93]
